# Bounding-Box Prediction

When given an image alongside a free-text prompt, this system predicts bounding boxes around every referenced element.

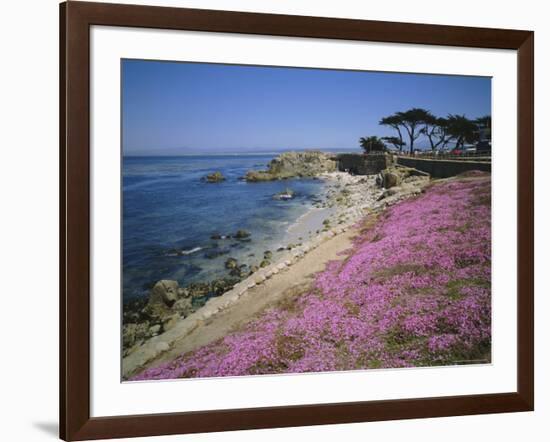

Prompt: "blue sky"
[122,59,491,155]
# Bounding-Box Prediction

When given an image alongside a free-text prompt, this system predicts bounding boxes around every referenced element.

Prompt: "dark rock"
[122,298,148,324]
[122,322,150,350]
[211,233,230,240]
[211,277,239,296]
[203,171,226,183]
[229,267,248,278]
[234,229,251,239]
[225,257,238,269]
[187,282,210,298]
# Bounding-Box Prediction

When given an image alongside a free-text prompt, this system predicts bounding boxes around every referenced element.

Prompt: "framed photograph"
[60,1,534,440]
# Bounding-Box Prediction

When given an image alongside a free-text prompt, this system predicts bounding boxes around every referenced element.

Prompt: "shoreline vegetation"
[122,150,489,380]
[126,169,491,380]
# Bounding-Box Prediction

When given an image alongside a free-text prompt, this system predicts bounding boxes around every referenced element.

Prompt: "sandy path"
[143,227,357,370]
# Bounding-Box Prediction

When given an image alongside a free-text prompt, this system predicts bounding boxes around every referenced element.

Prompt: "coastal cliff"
[245,150,337,181]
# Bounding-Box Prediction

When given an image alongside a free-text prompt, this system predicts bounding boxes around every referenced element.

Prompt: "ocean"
[122,154,330,302]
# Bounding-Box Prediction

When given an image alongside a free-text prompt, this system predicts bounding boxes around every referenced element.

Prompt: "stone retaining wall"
[396,156,491,178]
[336,153,390,175]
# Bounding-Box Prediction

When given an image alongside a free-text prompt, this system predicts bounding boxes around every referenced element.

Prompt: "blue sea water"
[122,155,327,302]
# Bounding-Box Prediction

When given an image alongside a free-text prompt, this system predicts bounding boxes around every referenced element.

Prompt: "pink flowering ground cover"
[133,174,491,380]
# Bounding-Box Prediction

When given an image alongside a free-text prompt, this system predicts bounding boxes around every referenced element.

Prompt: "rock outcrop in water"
[245,151,336,182]
[233,229,251,239]
[203,171,226,183]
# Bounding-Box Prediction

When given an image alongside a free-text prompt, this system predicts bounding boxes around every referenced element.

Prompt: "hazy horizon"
[122,146,363,157]
[122,60,491,155]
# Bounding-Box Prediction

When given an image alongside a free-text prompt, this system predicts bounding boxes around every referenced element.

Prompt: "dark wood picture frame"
[60,1,534,440]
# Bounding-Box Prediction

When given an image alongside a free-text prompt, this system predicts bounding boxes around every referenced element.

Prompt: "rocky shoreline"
[244,150,336,181]
[122,160,431,379]
[132,172,491,380]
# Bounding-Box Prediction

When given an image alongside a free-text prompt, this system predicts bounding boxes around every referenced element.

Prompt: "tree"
[420,115,453,151]
[359,136,386,154]
[475,115,492,129]
[446,114,478,149]
[396,108,432,154]
[379,114,405,152]
[381,136,406,151]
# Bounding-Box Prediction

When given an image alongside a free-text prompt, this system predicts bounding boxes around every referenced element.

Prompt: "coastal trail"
[147,227,357,370]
